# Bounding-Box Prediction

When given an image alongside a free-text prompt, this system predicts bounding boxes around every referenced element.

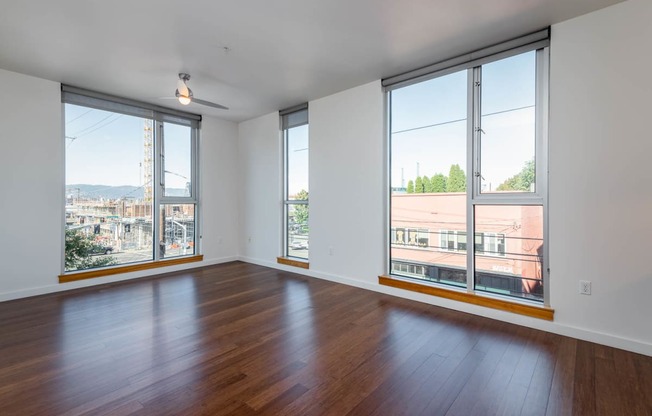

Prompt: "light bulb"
[178,95,191,105]
[177,79,189,97]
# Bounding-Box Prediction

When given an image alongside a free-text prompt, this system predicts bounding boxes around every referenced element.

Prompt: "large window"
[63,88,199,273]
[388,32,548,304]
[281,106,309,260]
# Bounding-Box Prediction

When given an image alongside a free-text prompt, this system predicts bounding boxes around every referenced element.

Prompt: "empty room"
[1,0,651,414]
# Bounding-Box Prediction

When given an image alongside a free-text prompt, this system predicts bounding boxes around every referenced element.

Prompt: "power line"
[73,115,123,139]
[66,108,94,125]
[70,113,119,137]
[391,104,535,136]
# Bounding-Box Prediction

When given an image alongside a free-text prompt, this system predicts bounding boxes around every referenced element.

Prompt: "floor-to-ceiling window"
[281,105,309,260]
[63,87,200,274]
[388,31,549,304]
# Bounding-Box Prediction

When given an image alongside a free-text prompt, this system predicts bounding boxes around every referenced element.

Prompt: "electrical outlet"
[579,280,591,295]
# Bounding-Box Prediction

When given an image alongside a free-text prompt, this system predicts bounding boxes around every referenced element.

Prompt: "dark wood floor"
[1,262,651,415]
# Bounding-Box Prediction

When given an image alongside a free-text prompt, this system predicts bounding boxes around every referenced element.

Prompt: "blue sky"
[65,104,191,194]
[390,51,536,191]
[287,124,309,197]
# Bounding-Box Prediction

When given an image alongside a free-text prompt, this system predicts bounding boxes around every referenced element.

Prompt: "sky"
[390,50,536,191]
[287,124,309,197]
[65,104,192,195]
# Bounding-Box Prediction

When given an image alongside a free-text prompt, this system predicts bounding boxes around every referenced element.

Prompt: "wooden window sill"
[59,255,204,283]
[277,257,309,269]
[379,275,554,321]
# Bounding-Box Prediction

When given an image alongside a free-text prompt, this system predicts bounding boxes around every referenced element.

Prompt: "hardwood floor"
[0,261,650,415]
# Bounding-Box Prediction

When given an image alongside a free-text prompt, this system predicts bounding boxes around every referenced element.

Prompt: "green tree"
[65,229,117,271]
[406,180,414,194]
[447,164,466,192]
[422,176,433,193]
[414,176,424,193]
[496,159,535,191]
[293,190,309,232]
[431,174,447,193]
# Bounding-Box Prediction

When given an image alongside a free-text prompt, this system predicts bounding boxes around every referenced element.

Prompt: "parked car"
[290,241,304,250]
[290,240,309,250]
[90,245,113,255]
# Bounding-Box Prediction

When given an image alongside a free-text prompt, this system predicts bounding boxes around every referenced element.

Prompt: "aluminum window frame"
[280,105,309,260]
[62,87,201,271]
[386,34,550,306]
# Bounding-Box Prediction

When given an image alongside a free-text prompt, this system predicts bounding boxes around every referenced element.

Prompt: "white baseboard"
[238,255,652,357]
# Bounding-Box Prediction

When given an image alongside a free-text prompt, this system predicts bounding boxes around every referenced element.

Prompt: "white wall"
[0,69,240,300]
[238,0,652,355]
[548,0,652,350]
[200,116,240,263]
[0,69,63,297]
[309,81,385,281]
[237,112,282,260]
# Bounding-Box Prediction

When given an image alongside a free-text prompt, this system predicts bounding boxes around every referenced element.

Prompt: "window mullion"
[537,47,551,307]
[466,67,480,293]
[153,121,163,261]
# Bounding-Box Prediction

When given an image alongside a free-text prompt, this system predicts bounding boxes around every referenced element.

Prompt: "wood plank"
[379,275,555,320]
[276,256,310,269]
[0,261,648,416]
[59,255,204,283]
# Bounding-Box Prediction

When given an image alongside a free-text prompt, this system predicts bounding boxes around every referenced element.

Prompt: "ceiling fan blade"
[192,97,229,110]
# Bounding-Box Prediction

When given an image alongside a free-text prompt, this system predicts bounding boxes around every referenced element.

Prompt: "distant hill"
[66,184,188,200]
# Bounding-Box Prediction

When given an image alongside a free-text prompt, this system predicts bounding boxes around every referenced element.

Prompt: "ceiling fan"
[173,73,228,110]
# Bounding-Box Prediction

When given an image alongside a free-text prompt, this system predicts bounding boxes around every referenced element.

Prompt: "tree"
[431,174,447,193]
[423,176,433,193]
[447,164,466,192]
[406,180,414,194]
[414,176,424,193]
[65,229,117,271]
[293,190,309,233]
[496,159,535,191]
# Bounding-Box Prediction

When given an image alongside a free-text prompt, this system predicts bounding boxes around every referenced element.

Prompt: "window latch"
[475,127,486,134]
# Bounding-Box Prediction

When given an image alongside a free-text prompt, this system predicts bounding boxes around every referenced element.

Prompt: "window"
[63,87,200,273]
[391,228,429,248]
[387,31,548,304]
[281,105,309,260]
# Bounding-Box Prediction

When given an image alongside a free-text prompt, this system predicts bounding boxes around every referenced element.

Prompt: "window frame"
[280,105,309,262]
[61,86,201,276]
[385,35,550,307]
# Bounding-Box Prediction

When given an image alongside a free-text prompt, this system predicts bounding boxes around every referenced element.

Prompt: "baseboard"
[237,256,652,357]
[0,255,239,302]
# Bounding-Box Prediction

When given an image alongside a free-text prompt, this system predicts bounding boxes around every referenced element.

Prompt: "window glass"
[474,205,544,301]
[159,204,195,259]
[163,123,192,197]
[283,108,309,260]
[480,51,536,193]
[287,124,309,201]
[390,70,468,289]
[65,104,153,271]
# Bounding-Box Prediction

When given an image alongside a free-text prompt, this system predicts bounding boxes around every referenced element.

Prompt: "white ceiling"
[0,0,625,122]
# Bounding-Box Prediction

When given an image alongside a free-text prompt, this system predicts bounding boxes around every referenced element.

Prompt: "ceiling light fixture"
[176,73,192,105]
[169,73,229,110]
